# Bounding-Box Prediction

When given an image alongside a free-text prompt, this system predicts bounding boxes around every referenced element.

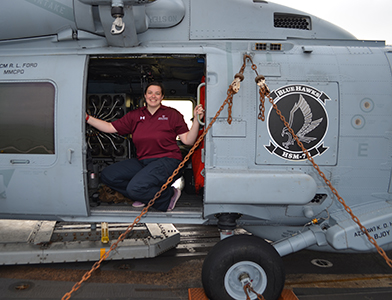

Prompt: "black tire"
[202,235,285,300]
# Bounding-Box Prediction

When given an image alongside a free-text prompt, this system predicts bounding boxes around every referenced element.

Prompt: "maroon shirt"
[112,105,189,160]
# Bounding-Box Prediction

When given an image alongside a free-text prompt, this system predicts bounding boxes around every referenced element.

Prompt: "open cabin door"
[0,55,88,219]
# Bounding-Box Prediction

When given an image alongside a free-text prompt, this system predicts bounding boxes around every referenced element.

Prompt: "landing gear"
[202,235,285,300]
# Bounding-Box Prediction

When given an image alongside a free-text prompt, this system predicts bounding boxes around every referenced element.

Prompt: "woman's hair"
[144,82,165,97]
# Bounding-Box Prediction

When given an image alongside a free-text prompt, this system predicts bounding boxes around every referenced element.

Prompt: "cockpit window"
[0,82,55,154]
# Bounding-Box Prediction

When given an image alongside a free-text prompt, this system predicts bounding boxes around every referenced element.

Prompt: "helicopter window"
[162,99,194,129]
[0,82,55,154]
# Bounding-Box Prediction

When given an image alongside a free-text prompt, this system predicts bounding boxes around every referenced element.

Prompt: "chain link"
[227,88,234,124]
[258,87,266,121]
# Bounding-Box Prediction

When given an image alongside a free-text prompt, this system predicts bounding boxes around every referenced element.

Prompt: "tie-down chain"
[63,54,392,300]
[62,57,247,300]
[234,54,392,272]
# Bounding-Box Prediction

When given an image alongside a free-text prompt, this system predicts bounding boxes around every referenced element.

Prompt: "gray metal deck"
[1,223,392,299]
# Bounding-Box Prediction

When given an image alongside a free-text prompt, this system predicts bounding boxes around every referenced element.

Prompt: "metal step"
[0,220,180,265]
[86,192,206,224]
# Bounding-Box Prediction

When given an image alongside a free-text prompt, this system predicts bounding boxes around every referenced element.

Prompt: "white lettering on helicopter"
[353,221,392,240]
[276,86,295,97]
[295,85,321,98]
[281,151,307,160]
[275,85,321,98]
[1,62,38,75]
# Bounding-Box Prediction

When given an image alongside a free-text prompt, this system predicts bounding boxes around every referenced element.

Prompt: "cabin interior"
[85,54,206,213]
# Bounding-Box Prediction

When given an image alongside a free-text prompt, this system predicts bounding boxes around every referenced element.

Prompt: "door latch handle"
[10,159,30,164]
[67,148,74,164]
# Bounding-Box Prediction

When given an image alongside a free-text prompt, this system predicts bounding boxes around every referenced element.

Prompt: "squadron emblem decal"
[265,84,330,161]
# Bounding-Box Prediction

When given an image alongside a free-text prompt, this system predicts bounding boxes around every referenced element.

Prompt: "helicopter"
[1,0,392,299]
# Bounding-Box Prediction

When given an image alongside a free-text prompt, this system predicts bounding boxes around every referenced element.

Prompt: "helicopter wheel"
[202,235,285,300]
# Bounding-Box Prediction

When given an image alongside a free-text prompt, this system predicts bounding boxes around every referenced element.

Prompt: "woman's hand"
[179,104,205,146]
[85,114,117,133]
[194,104,205,120]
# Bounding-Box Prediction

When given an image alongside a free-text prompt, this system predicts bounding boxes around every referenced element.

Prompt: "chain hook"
[237,53,271,122]
[230,73,244,93]
[226,54,253,125]
[240,272,266,300]
[243,283,266,300]
[227,73,244,124]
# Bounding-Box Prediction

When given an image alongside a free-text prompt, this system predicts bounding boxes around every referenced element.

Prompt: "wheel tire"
[202,235,285,300]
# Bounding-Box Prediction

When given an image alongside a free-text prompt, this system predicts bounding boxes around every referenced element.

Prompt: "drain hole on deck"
[311,259,333,268]
[9,281,34,292]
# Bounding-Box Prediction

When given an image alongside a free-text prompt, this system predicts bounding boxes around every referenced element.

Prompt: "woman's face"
[145,85,164,110]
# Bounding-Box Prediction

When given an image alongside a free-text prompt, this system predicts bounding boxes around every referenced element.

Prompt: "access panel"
[0,55,88,218]
[256,82,339,165]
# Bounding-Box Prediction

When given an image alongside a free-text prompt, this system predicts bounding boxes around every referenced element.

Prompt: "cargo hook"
[111,0,125,34]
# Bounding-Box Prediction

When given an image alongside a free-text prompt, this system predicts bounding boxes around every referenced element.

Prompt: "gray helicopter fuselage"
[0,0,392,254]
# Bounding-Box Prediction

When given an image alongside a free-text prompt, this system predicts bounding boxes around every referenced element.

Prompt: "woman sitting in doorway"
[86,82,204,211]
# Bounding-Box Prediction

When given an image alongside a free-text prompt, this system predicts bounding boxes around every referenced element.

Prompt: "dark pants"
[100,157,180,211]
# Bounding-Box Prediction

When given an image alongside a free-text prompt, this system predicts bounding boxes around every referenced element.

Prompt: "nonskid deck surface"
[1,223,392,299]
[284,249,392,300]
[0,224,221,300]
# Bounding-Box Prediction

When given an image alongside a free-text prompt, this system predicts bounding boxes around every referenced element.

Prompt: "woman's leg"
[126,157,180,211]
[100,158,143,198]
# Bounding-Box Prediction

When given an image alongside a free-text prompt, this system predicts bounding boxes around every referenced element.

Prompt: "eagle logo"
[281,95,323,149]
[265,84,330,161]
